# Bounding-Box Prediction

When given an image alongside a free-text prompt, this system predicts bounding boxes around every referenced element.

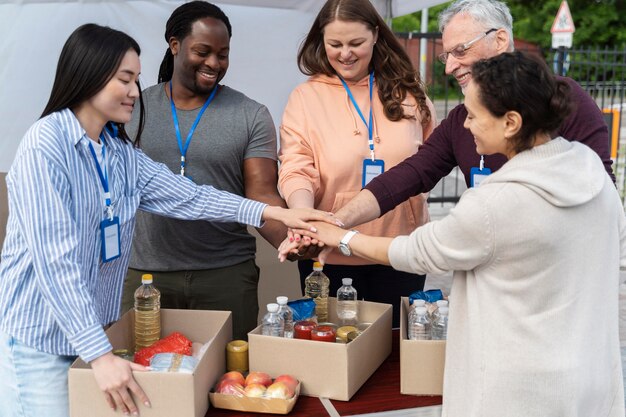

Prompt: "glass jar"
[294,320,317,340]
[310,325,336,342]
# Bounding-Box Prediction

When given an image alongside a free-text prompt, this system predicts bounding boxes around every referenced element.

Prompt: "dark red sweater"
[366,77,615,215]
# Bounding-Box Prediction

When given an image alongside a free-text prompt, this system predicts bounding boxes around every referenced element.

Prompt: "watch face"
[339,244,351,256]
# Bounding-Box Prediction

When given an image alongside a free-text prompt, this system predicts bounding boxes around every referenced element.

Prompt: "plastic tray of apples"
[209,371,300,414]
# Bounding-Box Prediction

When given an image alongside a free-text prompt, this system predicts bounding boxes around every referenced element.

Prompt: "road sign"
[552,32,573,48]
[551,1,575,34]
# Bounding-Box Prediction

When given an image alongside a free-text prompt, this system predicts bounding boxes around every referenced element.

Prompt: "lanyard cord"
[169,81,219,176]
[340,71,375,161]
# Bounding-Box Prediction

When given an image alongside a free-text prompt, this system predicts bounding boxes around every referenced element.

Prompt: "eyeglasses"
[438,28,498,64]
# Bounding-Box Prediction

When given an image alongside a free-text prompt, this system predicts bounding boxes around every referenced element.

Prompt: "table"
[207,330,442,417]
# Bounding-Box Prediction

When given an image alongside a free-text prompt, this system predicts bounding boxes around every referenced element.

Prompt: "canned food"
[336,325,358,343]
[294,320,317,339]
[347,330,362,343]
[226,340,249,373]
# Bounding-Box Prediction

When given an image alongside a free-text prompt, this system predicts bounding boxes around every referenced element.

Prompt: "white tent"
[0,0,445,172]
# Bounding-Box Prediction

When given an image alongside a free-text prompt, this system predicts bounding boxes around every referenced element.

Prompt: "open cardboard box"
[209,382,301,414]
[399,297,445,396]
[248,298,392,401]
[69,309,231,417]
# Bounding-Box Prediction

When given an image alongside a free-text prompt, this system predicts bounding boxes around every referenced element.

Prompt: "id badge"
[470,166,492,188]
[100,216,121,262]
[362,159,385,188]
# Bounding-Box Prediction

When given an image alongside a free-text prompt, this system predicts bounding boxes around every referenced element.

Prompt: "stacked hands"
[278,220,347,263]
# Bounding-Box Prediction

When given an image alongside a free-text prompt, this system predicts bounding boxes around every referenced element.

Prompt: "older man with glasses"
[322,0,614,237]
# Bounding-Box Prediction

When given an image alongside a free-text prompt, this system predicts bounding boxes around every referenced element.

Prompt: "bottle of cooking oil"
[304,262,329,322]
[134,274,161,351]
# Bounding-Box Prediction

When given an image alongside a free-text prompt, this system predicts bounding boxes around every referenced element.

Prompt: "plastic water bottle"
[408,306,431,340]
[431,306,449,340]
[431,299,449,322]
[304,262,330,322]
[134,274,161,351]
[262,303,285,337]
[276,296,294,338]
[337,278,358,326]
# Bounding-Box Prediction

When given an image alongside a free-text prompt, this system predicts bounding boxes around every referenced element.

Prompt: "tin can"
[336,325,358,343]
[226,340,249,373]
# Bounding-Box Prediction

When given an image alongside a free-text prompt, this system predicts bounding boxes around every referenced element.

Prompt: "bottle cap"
[341,277,353,286]
[436,300,449,307]
[276,296,288,305]
[412,299,426,307]
[267,303,279,313]
[313,261,323,271]
[141,274,153,284]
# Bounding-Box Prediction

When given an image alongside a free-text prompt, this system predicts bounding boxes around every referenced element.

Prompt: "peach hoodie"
[279,73,437,265]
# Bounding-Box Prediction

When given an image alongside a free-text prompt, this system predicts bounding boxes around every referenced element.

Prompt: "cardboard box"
[399,297,445,396]
[69,309,232,417]
[209,383,301,414]
[248,298,392,401]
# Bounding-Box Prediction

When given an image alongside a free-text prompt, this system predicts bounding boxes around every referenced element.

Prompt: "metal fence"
[396,32,626,205]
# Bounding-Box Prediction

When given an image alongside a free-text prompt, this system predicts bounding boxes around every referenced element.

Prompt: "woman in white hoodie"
[282,51,626,416]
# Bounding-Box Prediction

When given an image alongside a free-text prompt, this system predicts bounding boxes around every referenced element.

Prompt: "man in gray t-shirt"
[121,2,287,339]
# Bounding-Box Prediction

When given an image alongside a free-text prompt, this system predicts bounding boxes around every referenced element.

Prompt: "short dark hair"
[298,0,431,125]
[41,23,143,146]
[158,1,232,83]
[471,51,573,154]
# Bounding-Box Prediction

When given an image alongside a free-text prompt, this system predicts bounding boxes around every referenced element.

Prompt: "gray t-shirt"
[127,83,277,270]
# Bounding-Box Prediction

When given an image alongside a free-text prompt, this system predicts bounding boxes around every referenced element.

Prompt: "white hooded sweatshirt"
[390,137,626,417]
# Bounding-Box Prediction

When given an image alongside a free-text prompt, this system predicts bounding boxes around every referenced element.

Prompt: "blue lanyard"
[169,81,219,176]
[339,71,375,161]
[88,134,113,220]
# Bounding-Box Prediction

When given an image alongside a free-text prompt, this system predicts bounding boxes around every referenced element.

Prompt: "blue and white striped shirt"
[0,109,267,363]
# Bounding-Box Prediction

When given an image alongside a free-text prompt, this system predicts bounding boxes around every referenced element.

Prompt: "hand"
[279,222,346,262]
[91,352,150,415]
[278,234,325,262]
[263,207,342,231]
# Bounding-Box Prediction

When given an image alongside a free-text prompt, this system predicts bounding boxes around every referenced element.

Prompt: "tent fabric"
[0,0,447,171]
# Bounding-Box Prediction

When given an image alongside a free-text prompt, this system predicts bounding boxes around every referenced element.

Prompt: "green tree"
[392,0,626,48]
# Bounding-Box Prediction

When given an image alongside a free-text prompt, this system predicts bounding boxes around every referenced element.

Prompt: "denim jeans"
[0,331,77,417]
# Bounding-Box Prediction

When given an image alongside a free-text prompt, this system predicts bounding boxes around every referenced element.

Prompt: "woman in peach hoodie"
[278,0,436,326]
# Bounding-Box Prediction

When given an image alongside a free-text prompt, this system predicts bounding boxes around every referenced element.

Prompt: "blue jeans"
[0,331,77,417]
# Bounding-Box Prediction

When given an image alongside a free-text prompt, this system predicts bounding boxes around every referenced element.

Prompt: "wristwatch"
[338,230,359,257]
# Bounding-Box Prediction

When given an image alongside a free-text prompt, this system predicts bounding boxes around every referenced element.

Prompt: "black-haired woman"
[283,51,626,416]
[0,23,332,417]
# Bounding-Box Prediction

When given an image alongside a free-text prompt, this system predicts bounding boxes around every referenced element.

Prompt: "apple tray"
[209,383,301,414]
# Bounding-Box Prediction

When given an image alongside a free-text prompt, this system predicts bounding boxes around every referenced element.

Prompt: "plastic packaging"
[337,278,358,326]
[408,306,431,340]
[276,296,294,338]
[304,262,330,322]
[150,353,198,373]
[409,289,444,305]
[431,306,449,340]
[262,303,285,337]
[134,273,161,351]
[287,298,317,321]
[134,331,193,366]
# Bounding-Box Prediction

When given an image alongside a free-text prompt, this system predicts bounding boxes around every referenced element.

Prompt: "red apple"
[266,381,293,399]
[244,383,267,398]
[245,371,272,387]
[220,370,245,386]
[216,379,244,396]
[274,374,298,392]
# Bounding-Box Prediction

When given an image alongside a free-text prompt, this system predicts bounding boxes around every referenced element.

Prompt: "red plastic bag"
[134,332,192,366]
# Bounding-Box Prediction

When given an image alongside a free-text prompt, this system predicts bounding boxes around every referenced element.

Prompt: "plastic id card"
[362,159,385,188]
[470,166,492,188]
[100,216,121,262]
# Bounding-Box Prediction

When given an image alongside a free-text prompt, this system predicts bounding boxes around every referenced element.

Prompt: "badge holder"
[362,158,385,188]
[100,213,121,262]
[470,156,491,188]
